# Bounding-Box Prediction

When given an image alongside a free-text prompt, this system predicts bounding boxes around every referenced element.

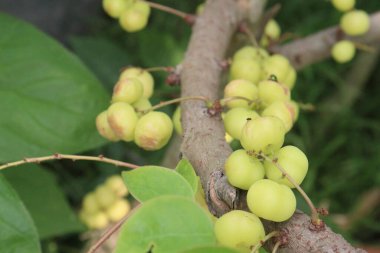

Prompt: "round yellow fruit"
[340,10,370,36]
[119,67,154,98]
[224,79,258,109]
[86,211,109,230]
[230,59,261,84]
[94,185,117,209]
[261,54,291,83]
[119,3,150,33]
[223,107,258,140]
[262,101,295,132]
[331,40,356,63]
[111,78,143,104]
[233,46,269,62]
[106,199,131,222]
[172,106,182,135]
[332,0,355,12]
[107,102,138,142]
[82,193,100,214]
[258,79,290,107]
[96,111,120,141]
[105,175,128,197]
[102,0,132,18]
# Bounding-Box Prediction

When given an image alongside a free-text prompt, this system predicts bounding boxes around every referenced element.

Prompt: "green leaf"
[175,159,198,194]
[122,166,194,202]
[0,13,109,163]
[0,174,41,253]
[115,196,216,253]
[181,246,240,253]
[2,164,84,239]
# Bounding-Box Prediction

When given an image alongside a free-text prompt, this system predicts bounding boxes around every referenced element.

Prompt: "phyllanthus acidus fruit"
[119,1,151,33]
[112,78,144,104]
[240,116,286,155]
[106,199,131,222]
[134,111,173,151]
[214,210,265,250]
[107,102,138,142]
[223,107,259,140]
[261,54,291,83]
[233,46,269,62]
[120,67,155,98]
[84,212,109,230]
[283,66,297,90]
[264,145,309,188]
[229,58,262,84]
[96,111,120,142]
[95,185,118,209]
[247,179,296,222]
[105,175,129,197]
[258,78,290,107]
[260,19,281,47]
[225,149,265,190]
[82,193,100,214]
[262,101,296,132]
[331,40,356,63]
[132,97,152,115]
[172,106,182,135]
[340,10,370,36]
[102,0,132,18]
[223,79,258,108]
[332,0,355,12]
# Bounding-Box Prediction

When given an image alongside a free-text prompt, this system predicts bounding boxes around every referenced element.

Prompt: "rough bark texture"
[180,0,368,252]
[273,11,380,69]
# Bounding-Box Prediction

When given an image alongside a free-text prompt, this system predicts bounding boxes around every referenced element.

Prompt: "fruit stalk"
[140,96,211,114]
[250,231,279,253]
[144,1,193,21]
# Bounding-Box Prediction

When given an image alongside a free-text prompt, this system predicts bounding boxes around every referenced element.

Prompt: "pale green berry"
[240,116,285,155]
[102,0,132,18]
[223,107,258,140]
[283,66,297,90]
[233,46,269,62]
[105,175,128,197]
[258,79,290,107]
[172,106,182,135]
[224,79,258,108]
[95,185,117,209]
[332,0,355,12]
[289,101,299,121]
[86,211,109,229]
[112,78,143,104]
[120,68,154,98]
[214,210,265,249]
[96,111,120,141]
[132,97,152,113]
[247,179,296,222]
[106,199,131,222]
[331,40,356,63]
[134,111,173,151]
[262,101,295,132]
[107,102,138,142]
[119,2,150,33]
[225,149,265,190]
[82,193,100,214]
[230,59,261,84]
[340,10,370,36]
[264,145,308,188]
[260,19,281,47]
[261,54,291,83]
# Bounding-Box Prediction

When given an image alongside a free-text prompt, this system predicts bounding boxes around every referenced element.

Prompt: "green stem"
[141,96,211,114]
[144,1,191,20]
[251,231,279,253]
[144,66,172,73]
[220,96,260,107]
[272,241,281,253]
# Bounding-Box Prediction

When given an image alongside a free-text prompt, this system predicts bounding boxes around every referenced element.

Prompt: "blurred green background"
[0,0,379,252]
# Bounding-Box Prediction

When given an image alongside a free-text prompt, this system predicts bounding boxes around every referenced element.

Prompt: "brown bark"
[180,0,368,252]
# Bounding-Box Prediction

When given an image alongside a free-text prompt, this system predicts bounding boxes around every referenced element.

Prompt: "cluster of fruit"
[331,0,370,63]
[79,175,130,230]
[103,0,150,32]
[213,46,309,250]
[96,67,174,151]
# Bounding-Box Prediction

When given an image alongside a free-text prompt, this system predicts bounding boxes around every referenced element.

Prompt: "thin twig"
[144,1,192,20]
[250,231,279,253]
[141,96,211,114]
[0,154,139,171]
[272,241,281,253]
[87,205,141,253]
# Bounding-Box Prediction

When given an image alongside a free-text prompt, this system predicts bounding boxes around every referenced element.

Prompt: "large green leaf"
[0,174,41,253]
[2,164,84,239]
[0,13,109,163]
[175,159,198,194]
[115,196,216,253]
[122,166,194,202]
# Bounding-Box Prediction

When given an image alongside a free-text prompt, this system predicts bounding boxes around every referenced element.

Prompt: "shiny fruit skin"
[224,79,258,109]
[264,145,308,188]
[230,59,261,84]
[172,106,182,135]
[95,185,117,209]
[86,211,109,230]
[82,193,100,214]
[332,0,355,12]
[262,101,295,132]
[105,175,128,197]
[119,4,150,33]
[247,179,296,222]
[233,46,269,62]
[106,199,131,222]
[283,67,297,90]
[240,116,285,155]
[111,78,143,104]
[223,107,259,140]
[107,102,138,142]
[261,54,291,83]
[214,210,265,249]
[134,111,173,151]
[340,10,370,36]
[331,40,356,63]
[119,67,154,98]
[102,0,132,18]
[225,149,265,190]
[258,79,290,107]
[96,111,120,141]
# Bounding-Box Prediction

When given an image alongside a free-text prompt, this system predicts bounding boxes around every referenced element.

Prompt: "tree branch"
[272,11,380,69]
[180,0,367,252]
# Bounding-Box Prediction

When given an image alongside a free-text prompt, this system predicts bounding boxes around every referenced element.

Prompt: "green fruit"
[247,179,296,222]
[82,193,100,214]
[107,102,138,142]
[240,116,285,155]
[95,185,117,209]
[105,175,128,197]
[132,97,152,113]
[112,78,143,104]
[223,107,258,140]
[214,210,265,249]
[340,10,370,36]
[230,59,261,84]
[120,67,154,98]
[331,40,356,63]
[196,3,205,15]
[106,199,131,222]
[262,101,295,132]
[96,111,120,141]
[283,66,297,90]
[224,79,258,108]
[258,79,290,107]
[86,211,109,230]
[134,111,173,150]
[289,101,299,121]
[102,0,132,18]
[260,19,281,47]
[172,106,182,135]
[225,149,265,190]
[233,46,269,62]
[264,145,308,188]
[119,2,150,33]
[261,54,291,83]
[332,0,355,12]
